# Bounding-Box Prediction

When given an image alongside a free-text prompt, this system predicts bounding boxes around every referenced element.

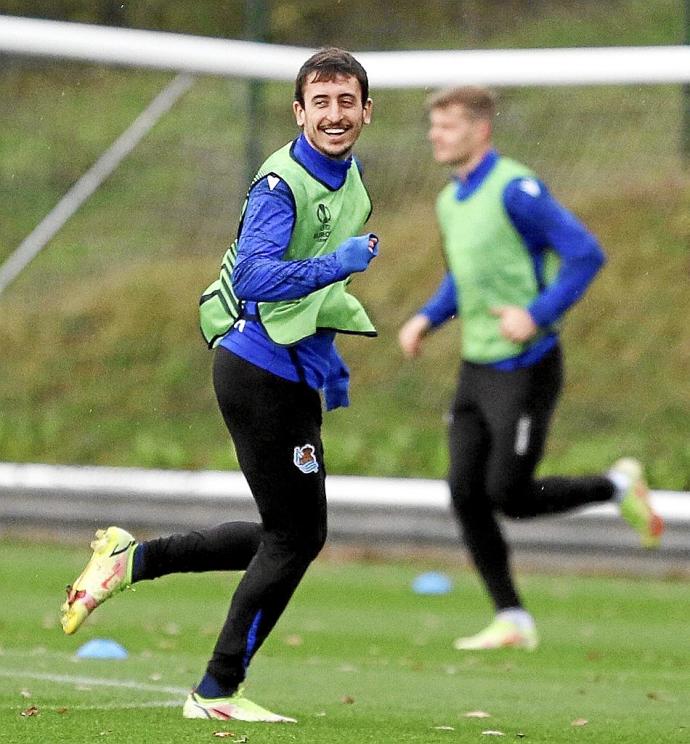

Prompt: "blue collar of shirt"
[453,149,499,200]
[291,133,352,191]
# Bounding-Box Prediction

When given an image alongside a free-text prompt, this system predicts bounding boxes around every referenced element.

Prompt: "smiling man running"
[61,48,379,723]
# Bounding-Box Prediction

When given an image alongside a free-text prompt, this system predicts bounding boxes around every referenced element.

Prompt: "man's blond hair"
[426,86,496,120]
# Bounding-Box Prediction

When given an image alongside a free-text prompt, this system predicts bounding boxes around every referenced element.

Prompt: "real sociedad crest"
[293,443,319,474]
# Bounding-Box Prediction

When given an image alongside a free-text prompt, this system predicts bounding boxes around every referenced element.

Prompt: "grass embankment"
[1,538,688,743]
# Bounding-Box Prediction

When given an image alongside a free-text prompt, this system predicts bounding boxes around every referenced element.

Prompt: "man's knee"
[302,522,327,561]
[267,521,326,565]
[486,479,529,518]
[449,479,492,528]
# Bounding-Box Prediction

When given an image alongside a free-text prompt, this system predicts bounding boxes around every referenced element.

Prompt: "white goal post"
[1,14,690,87]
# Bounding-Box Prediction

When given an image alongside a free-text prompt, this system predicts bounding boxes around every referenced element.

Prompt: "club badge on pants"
[293,444,319,474]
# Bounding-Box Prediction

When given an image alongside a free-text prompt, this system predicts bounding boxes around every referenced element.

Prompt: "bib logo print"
[313,203,332,242]
[293,444,319,474]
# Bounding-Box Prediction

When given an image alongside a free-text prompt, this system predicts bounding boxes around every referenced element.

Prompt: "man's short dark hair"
[294,47,369,107]
[426,86,496,121]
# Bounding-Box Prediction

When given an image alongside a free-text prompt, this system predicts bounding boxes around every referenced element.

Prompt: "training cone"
[75,638,128,660]
[412,571,453,595]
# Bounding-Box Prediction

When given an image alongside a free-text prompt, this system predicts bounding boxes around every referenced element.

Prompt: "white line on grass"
[9,700,182,712]
[0,668,189,696]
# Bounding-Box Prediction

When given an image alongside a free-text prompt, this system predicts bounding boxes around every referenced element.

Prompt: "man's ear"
[480,118,492,142]
[362,98,373,125]
[293,100,305,127]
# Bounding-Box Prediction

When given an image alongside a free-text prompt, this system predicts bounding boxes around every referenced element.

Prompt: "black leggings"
[448,346,614,611]
[136,347,327,689]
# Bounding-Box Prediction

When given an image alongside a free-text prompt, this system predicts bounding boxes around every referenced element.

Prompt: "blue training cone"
[412,571,453,595]
[76,638,128,660]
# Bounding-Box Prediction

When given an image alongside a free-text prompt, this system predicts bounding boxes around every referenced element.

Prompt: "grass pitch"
[1,537,687,743]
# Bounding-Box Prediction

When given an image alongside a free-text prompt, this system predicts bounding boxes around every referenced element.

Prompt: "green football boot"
[183,689,296,723]
[60,526,136,635]
[612,458,664,548]
[453,617,538,651]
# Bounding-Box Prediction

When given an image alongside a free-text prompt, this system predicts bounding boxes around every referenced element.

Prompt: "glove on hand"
[334,233,379,275]
[323,344,351,411]
[324,377,350,411]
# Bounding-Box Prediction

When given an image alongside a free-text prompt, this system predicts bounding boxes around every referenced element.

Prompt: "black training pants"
[448,345,614,610]
[137,347,327,689]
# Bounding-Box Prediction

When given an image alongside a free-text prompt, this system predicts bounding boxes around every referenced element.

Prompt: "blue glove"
[334,233,379,276]
[323,345,351,411]
[324,377,350,411]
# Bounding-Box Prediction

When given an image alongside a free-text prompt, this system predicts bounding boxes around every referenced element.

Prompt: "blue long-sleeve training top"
[419,149,605,370]
[219,133,357,403]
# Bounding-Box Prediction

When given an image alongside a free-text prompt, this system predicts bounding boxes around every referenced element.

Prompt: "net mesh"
[1,62,687,289]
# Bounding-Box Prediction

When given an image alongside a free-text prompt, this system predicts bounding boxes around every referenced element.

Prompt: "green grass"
[1,538,688,743]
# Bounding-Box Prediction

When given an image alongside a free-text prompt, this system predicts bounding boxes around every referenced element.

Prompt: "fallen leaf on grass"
[481,731,505,736]
[162,622,181,636]
[20,705,39,717]
[571,718,589,727]
[212,733,234,739]
[464,710,491,718]
[42,612,57,629]
[341,695,355,704]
